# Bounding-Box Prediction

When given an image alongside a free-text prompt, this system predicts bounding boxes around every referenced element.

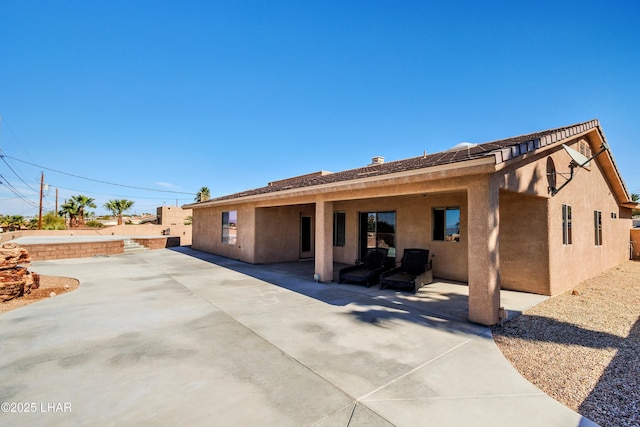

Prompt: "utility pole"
[55,188,59,215]
[38,172,44,230]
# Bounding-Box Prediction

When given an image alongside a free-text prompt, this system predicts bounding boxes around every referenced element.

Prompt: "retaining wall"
[22,241,124,261]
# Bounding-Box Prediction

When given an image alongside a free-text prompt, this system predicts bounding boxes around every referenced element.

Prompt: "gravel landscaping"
[493,260,640,427]
[0,275,79,314]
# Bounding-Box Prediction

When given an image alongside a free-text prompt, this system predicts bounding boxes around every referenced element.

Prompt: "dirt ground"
[0,275,80,314]
[493,260,640,427]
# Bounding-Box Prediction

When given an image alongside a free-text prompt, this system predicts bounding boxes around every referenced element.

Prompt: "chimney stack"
[370,156,385,165]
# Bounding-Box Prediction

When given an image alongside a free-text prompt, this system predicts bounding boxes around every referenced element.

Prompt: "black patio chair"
[338,248,390,287]
[380,248,433,293]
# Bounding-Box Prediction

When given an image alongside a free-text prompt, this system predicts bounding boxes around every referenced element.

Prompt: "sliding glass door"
[359,211,396,261]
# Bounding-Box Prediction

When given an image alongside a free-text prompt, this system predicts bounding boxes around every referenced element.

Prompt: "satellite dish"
[550,141,609,196]
[546,157,556,192]
[562,144,590,168]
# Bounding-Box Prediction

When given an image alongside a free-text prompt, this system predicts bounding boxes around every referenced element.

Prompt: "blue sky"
[1,1,639,217]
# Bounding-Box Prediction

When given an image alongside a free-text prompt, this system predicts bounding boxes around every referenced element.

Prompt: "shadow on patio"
[170,247,546,327]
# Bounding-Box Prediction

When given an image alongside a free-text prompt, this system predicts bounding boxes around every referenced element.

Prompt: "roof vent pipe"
[371,156,385,165]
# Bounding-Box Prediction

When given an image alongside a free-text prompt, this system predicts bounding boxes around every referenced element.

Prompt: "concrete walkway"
[0,248,598,426]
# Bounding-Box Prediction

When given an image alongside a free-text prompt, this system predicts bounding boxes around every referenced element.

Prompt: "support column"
[314,200,334,282]
[467,176,501,325]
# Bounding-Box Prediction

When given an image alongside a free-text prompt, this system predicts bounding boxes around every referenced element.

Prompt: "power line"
[0,173,38,207]
[52,184,193,201]
[0,156,39,193]
[1,154,194,195]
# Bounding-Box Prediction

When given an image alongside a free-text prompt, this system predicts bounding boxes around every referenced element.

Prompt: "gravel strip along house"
[186,120,638,325]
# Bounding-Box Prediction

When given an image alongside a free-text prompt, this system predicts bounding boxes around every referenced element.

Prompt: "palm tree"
[1,215,25,231]
[195,187,210,202]
[70,195,96,227]
[632,193,640,217]
[59,200,81,228]
[104,199,135,225]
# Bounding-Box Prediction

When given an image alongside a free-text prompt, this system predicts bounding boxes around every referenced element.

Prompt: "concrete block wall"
[132,237,180,250]
[0,224,192,246]
[22,241,123,261]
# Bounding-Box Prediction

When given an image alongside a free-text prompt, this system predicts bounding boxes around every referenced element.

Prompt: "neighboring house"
[185,120,637,325]
[139,215,158,224]
[157,206,192,227]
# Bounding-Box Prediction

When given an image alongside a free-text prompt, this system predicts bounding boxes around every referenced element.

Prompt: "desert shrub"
[41,212,66,230]
[86,220,105,228]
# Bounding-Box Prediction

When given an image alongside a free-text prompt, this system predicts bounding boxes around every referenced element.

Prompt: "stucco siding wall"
[334,192,468,282]
[254,205,314,263]
[631,229,640,260]
[191,205,255,262]
[191,206,216,254]
[423,192,468,282]
[499,191,550,294]
[547,152,632,295]
[497,139,631,295]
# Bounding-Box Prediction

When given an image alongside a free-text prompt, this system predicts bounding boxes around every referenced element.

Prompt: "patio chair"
[380,248,433,293]
[338,248,390,287]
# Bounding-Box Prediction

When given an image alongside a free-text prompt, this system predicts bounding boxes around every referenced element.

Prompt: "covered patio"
[189,120,636,326]
[178,249,548,324]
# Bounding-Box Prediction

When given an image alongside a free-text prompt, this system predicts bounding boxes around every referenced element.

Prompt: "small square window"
[433,207,460,242]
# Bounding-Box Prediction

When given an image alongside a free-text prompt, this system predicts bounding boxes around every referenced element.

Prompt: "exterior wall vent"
[371,156,385,165]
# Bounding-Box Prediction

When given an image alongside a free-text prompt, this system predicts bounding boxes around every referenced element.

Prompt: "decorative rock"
[0,242,32,270]
[0,244,38,302]
[49,292,57,298]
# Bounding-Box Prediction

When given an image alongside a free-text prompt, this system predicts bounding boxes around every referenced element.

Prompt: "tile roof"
[206,119,601,202]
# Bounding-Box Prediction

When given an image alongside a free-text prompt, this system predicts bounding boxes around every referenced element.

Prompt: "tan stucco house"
[185,120,637,325]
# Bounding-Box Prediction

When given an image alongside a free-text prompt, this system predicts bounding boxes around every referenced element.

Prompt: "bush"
[41,212,66,230]
[86,220,105,228]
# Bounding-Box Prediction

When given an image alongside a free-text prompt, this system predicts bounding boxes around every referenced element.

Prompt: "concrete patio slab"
[0,248,597,426]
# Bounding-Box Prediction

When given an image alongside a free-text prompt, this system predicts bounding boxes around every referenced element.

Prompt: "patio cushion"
[402,249,429,275]
[363,249,387,270]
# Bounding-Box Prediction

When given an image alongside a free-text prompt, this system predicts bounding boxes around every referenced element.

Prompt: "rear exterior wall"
[499,191,550,294]
[547,148,632,295]
[333,192,468,283]
[254,204,315,263]
[191,205,256,262]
